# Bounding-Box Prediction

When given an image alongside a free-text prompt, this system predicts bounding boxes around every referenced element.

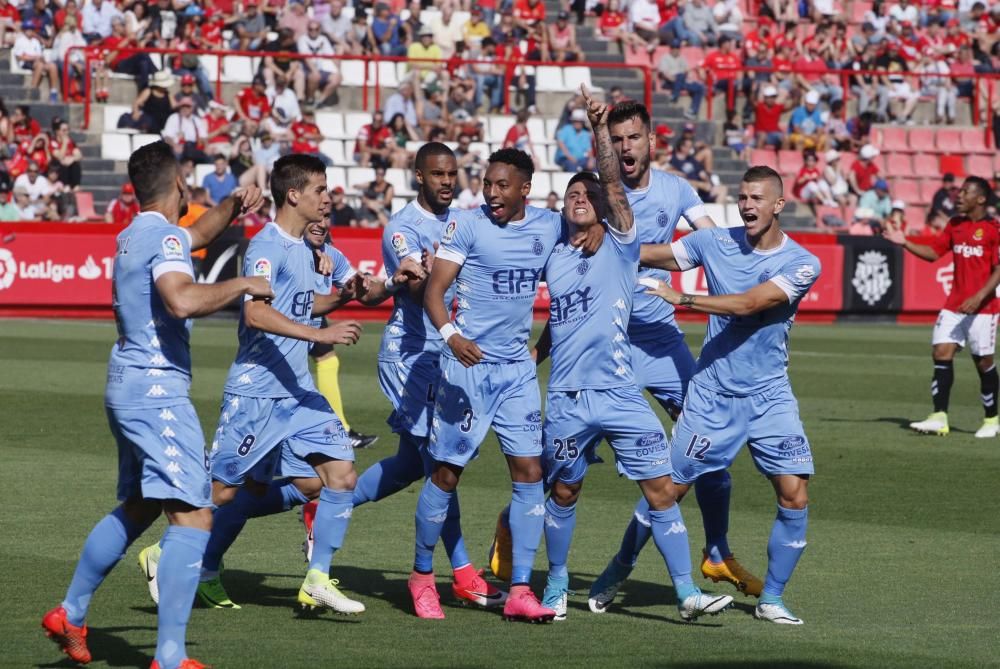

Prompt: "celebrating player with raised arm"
[883,176,1000,438]
[533,89,734,622]
[42,140,271,669]
[412,148,602,622]
[641,166,820,625]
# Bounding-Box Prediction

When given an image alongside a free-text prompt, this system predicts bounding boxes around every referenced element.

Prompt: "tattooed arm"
[582,85,633,234]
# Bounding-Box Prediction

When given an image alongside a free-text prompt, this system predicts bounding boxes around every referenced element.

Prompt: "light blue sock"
[615,497,653,568]
[203,481,305,573]
[762,505,808,600]
[155,525,210,669]
[62,506,148,626]
[308,487,353,573]
[694,470,732,563]
[414,478,452,572]
[353,433,426,507]
[441,492,471,570]
[543,498,577,580]
[648,504,700,601]
[509,481,545,585]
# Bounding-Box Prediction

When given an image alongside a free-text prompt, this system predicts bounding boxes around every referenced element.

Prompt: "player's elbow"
[732,295,764,316]
[243,301,267,330]
[163,290,198,320]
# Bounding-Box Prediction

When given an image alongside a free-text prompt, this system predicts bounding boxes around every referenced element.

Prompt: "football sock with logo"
[695,469,732,563]
[353,433,426,507]
[155,525,210,669]
[62,506,149,626]
[932,360,954,413]
[308,487,354,573]
[441,491,471,570]
[762,505,808,599]
[316,355,350,431]
[543,498,577,580]
[201,482,306,575]
[615,497,652,568]
[414,479,453,573]
[978,364,998,418]
[509,481,545,585]
[648,504,698,601]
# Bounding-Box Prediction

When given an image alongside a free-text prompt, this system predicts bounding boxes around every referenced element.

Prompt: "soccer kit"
[541,221,670,486]
[928,216,1000,355]
[668,227,821,485]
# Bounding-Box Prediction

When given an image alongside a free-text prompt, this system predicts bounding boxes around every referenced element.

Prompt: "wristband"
[439,323,461,342]
[384,275,401,293]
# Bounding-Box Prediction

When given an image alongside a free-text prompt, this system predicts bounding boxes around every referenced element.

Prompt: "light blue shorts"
[542,385,671,485]
[377,352,441,438]
[210,391,353,486]
[107,401,212,508]
[670,380,814,485]
[428,357,542,468]
[630,334,696,416]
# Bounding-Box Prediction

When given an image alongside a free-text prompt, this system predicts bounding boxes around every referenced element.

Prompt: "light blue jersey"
[673,227,821,396]
[223,222,319,399]
[315,241,356,297]
[545,223,638,391]
[435,204,561,363]
[106,212,195,409]
[379,201,455,361]
[627,169,707,341]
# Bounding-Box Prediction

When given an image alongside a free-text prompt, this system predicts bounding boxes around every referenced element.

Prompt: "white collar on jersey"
[750,231,789,256]
[412,200,449,221]
[267,220,304,243]
[137,210,170,226]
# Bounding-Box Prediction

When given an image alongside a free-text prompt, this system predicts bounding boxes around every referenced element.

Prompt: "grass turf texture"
[4,318,998,669]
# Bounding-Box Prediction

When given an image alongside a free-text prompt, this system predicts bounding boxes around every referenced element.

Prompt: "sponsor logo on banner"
[0,249,15,290]
[851,250,892,306]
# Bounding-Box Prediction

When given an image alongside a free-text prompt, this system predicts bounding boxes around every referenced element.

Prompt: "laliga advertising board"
[0,231,114,306]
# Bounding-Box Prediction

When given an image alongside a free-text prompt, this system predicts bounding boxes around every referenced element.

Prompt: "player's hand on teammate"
[397,256,426,282]
[314,250,334,276]
[580,84,609,128]
[448,334,483,367]
[421,242,440,275]
[572,222,605,256]
[243,276,275,301]
[643,278,683,304]
[340,272,372,302]
[230,185,267,216]
[317,319,363,345]
[881,218,906,246]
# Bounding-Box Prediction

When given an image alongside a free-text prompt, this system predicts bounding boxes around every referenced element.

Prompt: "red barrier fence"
[64,46,654,131]
[0,223,956,322]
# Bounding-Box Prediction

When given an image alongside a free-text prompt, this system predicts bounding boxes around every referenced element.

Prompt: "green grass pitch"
[4,318,998,668]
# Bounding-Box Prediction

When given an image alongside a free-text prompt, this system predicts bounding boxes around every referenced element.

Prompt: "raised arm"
[582,84,632,234]
[186,186,266,251]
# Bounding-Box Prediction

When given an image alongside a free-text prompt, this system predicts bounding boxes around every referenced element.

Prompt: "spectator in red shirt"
[291,106,334,166]
[754,85,788,148]
[848,143,881,196]
[793,150,837,206]
[100,16,156,91]
[49,118,82,190]
[204,100,235,157]
[234,76,271,124]
[8,104,41,146]
[701,36,742,110]
[794,44,844,103]
[513,0,545,30]
[0,0,21,47]
[354,110,405,168]
[502,108,540,165]
[105,182,140,226]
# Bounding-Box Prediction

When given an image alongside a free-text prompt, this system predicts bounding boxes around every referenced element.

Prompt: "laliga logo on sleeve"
[0,248,15,290]
[391,232,409,258]
[162,235,183,259]
[253,258,272,280]
[443,220,458,243]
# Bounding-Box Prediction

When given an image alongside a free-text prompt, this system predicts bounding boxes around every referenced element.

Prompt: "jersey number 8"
[237,434,256,457]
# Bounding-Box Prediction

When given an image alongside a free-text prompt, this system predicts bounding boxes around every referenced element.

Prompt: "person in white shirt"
[11,187,38,220]
[430,1,464,57]
[162,97,209,162]
[13,21,60,102]
[321,0,353,52]
[81,0,122,41]
[267,73,302,123]
[889,0,920,25]
[456,173,486,209]
[297,20,342,106]
[629,0,662,44]
[13,161,54,203]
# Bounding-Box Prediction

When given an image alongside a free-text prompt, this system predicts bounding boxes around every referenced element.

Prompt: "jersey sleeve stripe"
[683,204,708,223]
[151,260,194,281]
[671,240,695,271]
[436,248,466,265]
[770,275,800,301]
[607,223,637,245]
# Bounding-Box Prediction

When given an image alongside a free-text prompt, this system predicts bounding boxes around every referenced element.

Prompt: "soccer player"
[535,90,734,622]
[42,140,271,669]
[412,148,602,621]
[640,165,821,624]
[884,176,1000,438]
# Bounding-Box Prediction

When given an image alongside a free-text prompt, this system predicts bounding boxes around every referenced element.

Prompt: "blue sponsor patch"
[636,431,664,447]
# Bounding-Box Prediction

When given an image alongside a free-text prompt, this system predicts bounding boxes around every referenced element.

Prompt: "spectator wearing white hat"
[162,96,209,163]
[788,90,827,151]
[822,149,851,207]
[753,85,789,149]
[555,108,596,172]
[848,143,881,196]
[849,207,877,236]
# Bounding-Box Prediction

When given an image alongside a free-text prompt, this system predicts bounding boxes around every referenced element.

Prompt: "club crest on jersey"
[656,211,669,227]
[974,228,984,240]
[162,235,183,259]
[532,236,544,256]
[577,258,590,275]
[253,258,272,279]
[443,220,458,243]
[456,439,470,454]
[391,232,410,258]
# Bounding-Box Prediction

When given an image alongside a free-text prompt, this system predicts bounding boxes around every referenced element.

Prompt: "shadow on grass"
[824,416,974,434]
[38,625,155,668]
[662,664,849,669]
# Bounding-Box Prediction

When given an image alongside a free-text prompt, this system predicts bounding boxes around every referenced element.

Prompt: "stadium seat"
[222,56,257,83]
[346,166,375,190]
[325,167,347,191]
[967,154,993,177]
[680,47,705,65]
[385,168,414,196]
[535,66,566,92]
[724,204,741,227]
[319,139,346,166]
[373,61,399,89]
[316,111,345,139]
[101,133,131,161]
[391,197,407,214]
[878,126,910,153]
[885,153,915,177]
[75,191,99,220]
[545,118,561,139]
[704,203,726,226]
[891,179,920,205]
[469,141,490,160]
[994,154,1000,172]
[850,2,871,23]
[563,67,601,92]
[488,115,516,143]
[526,118,548,145]
[935,129,962,153]
[939,154,965,177]
[919,179,940,204]
[194,164,213,187]
[103,105,131,132]
[344,112,371,140]
[907,127,936,153]
[777,150,802,176]
[839,151,856,175]
[340,60,367,87]
[904,206,925,230]
[198,55,220,83]
[959,128,992,155]
[528,171,552,200]
[132,134,161,151]
[913,154,939,178]
[814,205,842,229]
[550,171,574,197]
[750,148,778,171]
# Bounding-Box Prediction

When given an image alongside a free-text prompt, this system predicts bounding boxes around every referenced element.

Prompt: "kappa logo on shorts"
[391,232,410,258]
[162,235,184,259]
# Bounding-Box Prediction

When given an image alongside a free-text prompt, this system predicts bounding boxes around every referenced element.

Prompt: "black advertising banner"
[840,236,903,313]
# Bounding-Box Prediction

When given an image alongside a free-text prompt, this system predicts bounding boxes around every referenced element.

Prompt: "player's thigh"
[427,358,502,468]
[966,313,999,357]
[631,337,695,416]
[377,355,440,438]
[599,386,673,482]
[669,382,748,485]
[284,391,354,465]
[492,360,545,459]
[746,383,815,478]
[210,394,294,486]
[932,309,970,349]
[108,402,212,508]
[542,391,602,487]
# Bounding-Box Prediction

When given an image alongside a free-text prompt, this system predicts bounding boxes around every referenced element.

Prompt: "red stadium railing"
[63,46,655,131]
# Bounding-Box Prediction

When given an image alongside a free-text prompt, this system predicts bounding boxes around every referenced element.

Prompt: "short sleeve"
[770,253,822,302]
[927,225,953,258]
[672,229,709,271]
[436,214,473,265]
[326,244,357,289]
[383,220,422,275]
[150,226,194,281]
[677,179,708,225]
[607,222,639,261]
[241,238,278,300]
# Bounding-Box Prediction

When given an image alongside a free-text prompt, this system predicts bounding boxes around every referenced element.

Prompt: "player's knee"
[431,462,462,491]
[212,481,239,507]
[974,355,995,373]
[507,456,543,483]
[293,477,324,500]
[163,501,213,530]
[551,481,581,506]
[121,497,162,527]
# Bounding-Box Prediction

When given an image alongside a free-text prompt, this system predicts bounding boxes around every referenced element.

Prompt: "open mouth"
[621,156,637,174]
[572,206,589,217]
[438,189,452,200]
[742,212,758,223]
[489,202,505,217]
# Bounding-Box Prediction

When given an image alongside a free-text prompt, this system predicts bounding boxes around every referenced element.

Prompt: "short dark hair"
[415,141,456,171]
[567,171,599,190]
[743,165,784,194]
[127,140,179,206]
[965,175,991,199]
[270,153,327,208]
[607,100,651,133]
[488,147,534,181]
